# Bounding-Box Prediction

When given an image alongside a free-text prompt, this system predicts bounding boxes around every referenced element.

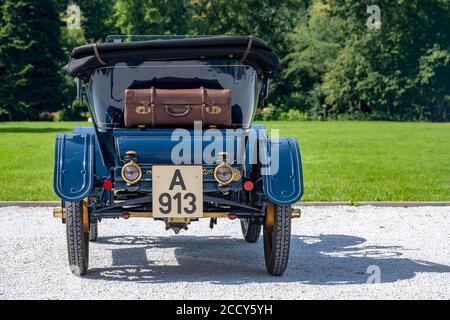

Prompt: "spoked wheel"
[89,221,98,242]
[66,201,89,276]
[263,203,292,276]
[240,218,262,243]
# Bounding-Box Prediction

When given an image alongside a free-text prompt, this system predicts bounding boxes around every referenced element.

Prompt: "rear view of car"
[53,35,304,277]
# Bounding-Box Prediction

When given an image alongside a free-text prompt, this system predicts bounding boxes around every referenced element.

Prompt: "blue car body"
[54,125,303,206]
[56,35,305,277]
[54,39,304,220]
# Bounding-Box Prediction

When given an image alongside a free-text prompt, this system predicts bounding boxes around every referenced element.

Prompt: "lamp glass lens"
[216,166,232,182]
[124,165,140,181]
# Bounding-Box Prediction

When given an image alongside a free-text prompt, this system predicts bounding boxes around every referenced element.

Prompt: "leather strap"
[200,86,206,123]
[150,87,155,127]
[92,44,107,65]
[200,86,206,107]
[150,87,155,106]
[240,36,254,62]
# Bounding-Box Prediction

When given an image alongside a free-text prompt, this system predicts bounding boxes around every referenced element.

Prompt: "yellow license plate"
[152,166,203,218]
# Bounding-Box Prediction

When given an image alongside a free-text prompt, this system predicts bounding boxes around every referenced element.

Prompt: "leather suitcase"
[124,87,232,128]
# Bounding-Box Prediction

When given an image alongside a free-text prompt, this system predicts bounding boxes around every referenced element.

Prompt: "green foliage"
[279,109,309,121]
[254,106,280,121]
[1,0,450,121]
[0,0,65,121]
[415,45,450,121]
[78,0,118,42]
[55,0,117,42]
[186,0,305,52]
[283,2,348,116]
[114,0,189,35]
[59,11,89,117]
[56,98,87,121]
[286,0,450,121]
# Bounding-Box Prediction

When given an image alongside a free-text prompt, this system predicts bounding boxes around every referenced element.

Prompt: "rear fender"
[260,137,304,205]
[73,126,109,178]
[53,134,94,202]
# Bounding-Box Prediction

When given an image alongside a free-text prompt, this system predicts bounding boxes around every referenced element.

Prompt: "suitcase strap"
[135,88,155,128]
[201,86,223,115]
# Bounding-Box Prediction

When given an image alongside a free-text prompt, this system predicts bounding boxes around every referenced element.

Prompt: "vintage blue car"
[53,35,304,276]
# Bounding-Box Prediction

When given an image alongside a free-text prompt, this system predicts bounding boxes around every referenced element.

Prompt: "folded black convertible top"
[64,36,282,81]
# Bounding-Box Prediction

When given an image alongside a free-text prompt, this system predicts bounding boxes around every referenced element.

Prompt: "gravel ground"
[0,206,449,300]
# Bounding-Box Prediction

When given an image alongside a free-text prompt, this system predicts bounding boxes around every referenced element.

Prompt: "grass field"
[0,121,449,201]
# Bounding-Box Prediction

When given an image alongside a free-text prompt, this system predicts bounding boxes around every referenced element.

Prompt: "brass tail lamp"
[121,151,142,185]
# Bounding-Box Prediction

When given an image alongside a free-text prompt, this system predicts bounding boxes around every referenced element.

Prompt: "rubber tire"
[89,221,98,242]
[263,204,292,276]
[66,201,89,276]
[240,218,262,243]
[61,200,67,224]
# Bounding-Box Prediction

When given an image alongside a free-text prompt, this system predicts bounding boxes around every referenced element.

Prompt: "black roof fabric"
[64,36,282,80]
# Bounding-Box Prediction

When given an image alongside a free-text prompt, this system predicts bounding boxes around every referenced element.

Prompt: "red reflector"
[243,180,255,192]
[122,212,130,220]
[228,213,237,220]
[103,179,113,190]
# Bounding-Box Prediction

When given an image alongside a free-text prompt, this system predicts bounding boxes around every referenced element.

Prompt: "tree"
[187,0,305,54]
[283,1,348,116]
[114,0,189,35]
[78,0,118,42]
[326,0,450,120]
[186,0,307,109]
[59,5,89,120]
[285,0,450,120]
[54,0,117,42]
[0,0,65,120]
[112,0,306,110]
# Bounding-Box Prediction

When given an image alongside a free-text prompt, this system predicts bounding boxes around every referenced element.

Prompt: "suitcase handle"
[164,105,192,117]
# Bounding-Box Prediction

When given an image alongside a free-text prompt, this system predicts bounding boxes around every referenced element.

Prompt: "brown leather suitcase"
[124,87,232,128]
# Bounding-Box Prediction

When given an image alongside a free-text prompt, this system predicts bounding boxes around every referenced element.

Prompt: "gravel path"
[0,206,449,300]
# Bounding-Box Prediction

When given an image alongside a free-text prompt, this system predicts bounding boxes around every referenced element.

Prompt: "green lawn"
[0,121,449,201]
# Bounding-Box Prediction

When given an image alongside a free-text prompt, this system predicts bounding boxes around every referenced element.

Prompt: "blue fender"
[73,126,109,178]
[260,137,304,205]
[53,134,95,202]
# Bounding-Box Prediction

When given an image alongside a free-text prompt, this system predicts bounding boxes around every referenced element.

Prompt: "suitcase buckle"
[205,105,222,115]
[135,105,152,114]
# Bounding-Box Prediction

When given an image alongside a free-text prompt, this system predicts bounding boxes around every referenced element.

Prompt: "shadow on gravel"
[86,234,450,285]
